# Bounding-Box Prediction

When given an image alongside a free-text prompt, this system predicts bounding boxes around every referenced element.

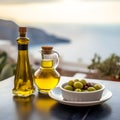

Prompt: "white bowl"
[60,82,105,102]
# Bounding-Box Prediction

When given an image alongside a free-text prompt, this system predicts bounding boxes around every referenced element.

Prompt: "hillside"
[0,19,70,46]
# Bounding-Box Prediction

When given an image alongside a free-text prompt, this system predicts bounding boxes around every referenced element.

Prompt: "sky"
[0,0,120,25]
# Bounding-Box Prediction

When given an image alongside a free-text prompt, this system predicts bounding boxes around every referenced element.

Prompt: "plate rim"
[48,87,112,106]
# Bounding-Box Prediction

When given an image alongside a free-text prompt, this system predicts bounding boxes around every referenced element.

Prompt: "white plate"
[48,87,112,107]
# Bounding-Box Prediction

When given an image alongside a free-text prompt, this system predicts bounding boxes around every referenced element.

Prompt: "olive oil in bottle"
[34,46,60,94]
[12,27,35,97]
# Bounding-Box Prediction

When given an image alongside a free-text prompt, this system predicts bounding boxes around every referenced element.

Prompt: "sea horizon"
[29,24,120,64]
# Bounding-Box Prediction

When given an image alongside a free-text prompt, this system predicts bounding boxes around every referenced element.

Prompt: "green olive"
[80,79,87,86]
[94,84,102,90]
[74,79,80,82]
[73,81,83,89]
[74,88,81,92]
[82,90,88,92]
[87,87,96,91]
[63,85,73,91]
[68,80,74,86]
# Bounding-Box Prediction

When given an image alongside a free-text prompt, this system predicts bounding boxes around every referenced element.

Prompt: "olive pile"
[63,79,102,92]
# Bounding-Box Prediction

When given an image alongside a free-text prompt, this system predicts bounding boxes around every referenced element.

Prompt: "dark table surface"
[0,76,120,120]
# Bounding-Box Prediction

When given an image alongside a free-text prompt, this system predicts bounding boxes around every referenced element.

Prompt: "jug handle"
[52,50,60,68]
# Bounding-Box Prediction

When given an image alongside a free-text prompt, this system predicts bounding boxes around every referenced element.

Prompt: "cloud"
[0,0,60,4]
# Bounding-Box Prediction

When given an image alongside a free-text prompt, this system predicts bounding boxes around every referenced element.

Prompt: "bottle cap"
[41,46,53,54]
[19,27,27,33]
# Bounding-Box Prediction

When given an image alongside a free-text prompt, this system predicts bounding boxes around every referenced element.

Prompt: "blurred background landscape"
[0,0,120,80]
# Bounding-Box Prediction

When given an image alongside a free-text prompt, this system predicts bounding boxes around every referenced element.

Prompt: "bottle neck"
[17,48,30,69]
[17,43,29,57]
[17,35,29,61]
[17,42,29,64]
[18,44,28,50]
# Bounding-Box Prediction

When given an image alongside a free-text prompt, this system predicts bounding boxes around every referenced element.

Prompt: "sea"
[29,24,120,64]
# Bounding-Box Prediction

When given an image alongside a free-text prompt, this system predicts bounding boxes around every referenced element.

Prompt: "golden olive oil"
[12,27,35,97]
[34,58,60,93]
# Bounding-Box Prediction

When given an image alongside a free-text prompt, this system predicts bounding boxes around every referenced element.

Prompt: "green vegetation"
[88,53,120,80]
[0,51,16,81]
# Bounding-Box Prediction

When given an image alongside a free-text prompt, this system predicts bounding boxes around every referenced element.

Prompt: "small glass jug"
[34,46,60,94]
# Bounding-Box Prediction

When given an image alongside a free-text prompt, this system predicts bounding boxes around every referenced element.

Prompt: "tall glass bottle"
[12,27,35,97]
[34,46,60,94]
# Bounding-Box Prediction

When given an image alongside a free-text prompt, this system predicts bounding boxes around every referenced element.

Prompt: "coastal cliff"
[0,19,70,46]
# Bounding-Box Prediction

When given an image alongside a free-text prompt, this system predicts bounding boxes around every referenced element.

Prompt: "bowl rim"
[60,82,105,94]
